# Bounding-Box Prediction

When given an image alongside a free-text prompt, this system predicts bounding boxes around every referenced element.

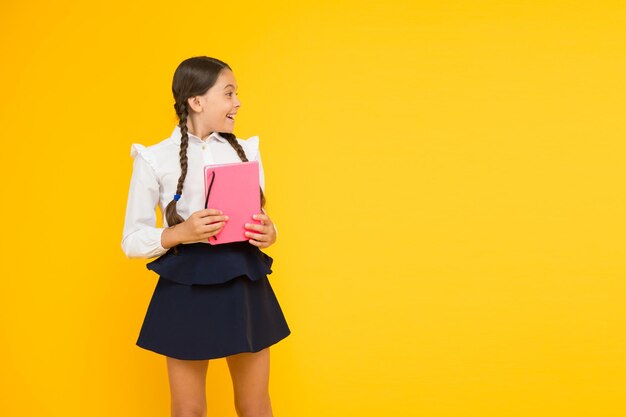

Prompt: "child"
[122,56,291,416]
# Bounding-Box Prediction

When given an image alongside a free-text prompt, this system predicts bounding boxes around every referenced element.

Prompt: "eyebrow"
[224,84,238,89]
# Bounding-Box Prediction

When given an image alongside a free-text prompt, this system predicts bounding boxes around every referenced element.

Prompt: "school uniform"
[122,125,291,360]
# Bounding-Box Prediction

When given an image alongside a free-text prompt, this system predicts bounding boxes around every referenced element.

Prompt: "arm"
[121,147,168,259]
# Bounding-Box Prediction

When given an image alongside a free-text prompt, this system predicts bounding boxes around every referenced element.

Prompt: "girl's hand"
[244,213,277,248]
[166,208,228,246]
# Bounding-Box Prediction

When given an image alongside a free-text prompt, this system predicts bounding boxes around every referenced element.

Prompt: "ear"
[187,95,202,113]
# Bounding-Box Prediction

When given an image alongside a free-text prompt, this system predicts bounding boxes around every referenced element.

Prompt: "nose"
[234,94,241,108]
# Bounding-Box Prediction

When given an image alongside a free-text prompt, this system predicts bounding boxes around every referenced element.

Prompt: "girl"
[122,56,291,417]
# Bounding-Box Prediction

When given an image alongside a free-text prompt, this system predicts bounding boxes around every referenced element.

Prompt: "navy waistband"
[146,241,273,285]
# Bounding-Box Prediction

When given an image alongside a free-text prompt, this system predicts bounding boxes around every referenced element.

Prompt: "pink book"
[203,160,262,245]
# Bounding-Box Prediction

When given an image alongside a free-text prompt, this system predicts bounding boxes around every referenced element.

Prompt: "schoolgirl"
[122,56,290,417]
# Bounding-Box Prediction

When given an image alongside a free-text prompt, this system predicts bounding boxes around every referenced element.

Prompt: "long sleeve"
[121,145,168,259]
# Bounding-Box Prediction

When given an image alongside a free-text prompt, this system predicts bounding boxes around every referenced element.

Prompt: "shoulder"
[129,133,178,172]
[235,134,261,160]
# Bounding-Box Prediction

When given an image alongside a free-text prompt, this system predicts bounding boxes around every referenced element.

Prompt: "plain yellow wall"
[1,1,625,416]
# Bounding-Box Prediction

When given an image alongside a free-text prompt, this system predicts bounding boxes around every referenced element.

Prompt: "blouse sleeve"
[121,144,168,259]
[242,135,277,236]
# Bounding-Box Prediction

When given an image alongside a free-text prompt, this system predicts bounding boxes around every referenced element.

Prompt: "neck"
[185,118,213,140]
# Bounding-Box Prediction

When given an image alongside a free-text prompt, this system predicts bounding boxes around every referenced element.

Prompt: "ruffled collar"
[170,125,228,145]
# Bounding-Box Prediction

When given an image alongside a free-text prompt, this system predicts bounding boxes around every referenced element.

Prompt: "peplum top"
[145,241,274,286]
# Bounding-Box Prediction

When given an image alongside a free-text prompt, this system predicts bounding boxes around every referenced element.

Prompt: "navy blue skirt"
[136,241,291,360]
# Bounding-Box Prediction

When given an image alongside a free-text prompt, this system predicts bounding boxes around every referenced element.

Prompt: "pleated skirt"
[135,241,291,360]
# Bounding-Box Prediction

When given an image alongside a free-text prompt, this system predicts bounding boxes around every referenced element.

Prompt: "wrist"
[161,224,183,249]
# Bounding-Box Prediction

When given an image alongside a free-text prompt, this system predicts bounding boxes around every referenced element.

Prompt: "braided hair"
[166,56,266,231]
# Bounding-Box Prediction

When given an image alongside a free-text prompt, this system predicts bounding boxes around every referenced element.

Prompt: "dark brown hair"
[165,56,266,230]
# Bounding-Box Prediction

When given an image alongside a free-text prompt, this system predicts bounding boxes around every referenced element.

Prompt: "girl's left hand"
[244,213,277,248]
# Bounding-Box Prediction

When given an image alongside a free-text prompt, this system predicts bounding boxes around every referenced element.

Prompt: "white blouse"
[121,125,275,259]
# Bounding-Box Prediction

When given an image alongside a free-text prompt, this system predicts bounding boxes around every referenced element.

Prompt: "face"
[187,68,241,134]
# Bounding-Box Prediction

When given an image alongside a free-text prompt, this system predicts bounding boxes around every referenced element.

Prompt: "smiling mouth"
[227,113,236,120]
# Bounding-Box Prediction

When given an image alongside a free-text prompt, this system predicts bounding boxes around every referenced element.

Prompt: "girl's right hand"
[163,208,229,247]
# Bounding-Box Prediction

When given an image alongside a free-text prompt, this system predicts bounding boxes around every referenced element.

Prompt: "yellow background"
[1,1,625,416]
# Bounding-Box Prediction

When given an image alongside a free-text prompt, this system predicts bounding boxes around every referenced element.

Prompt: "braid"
[164,102,190,231]
[222,133,266,210]
[176,106,190,197]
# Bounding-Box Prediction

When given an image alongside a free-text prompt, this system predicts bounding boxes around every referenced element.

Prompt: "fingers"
[247,238,268,248]
[190,218,226,240]
[244,213,272,232]
[252,213,270,223]
[244,229,269,241]
[194,210,228,224]
[189,210,274,245]
[244,222,269,233]
[208,220,226,231]
[247,233,272,248]
[197,208,224,217]
[244,212,275,248]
